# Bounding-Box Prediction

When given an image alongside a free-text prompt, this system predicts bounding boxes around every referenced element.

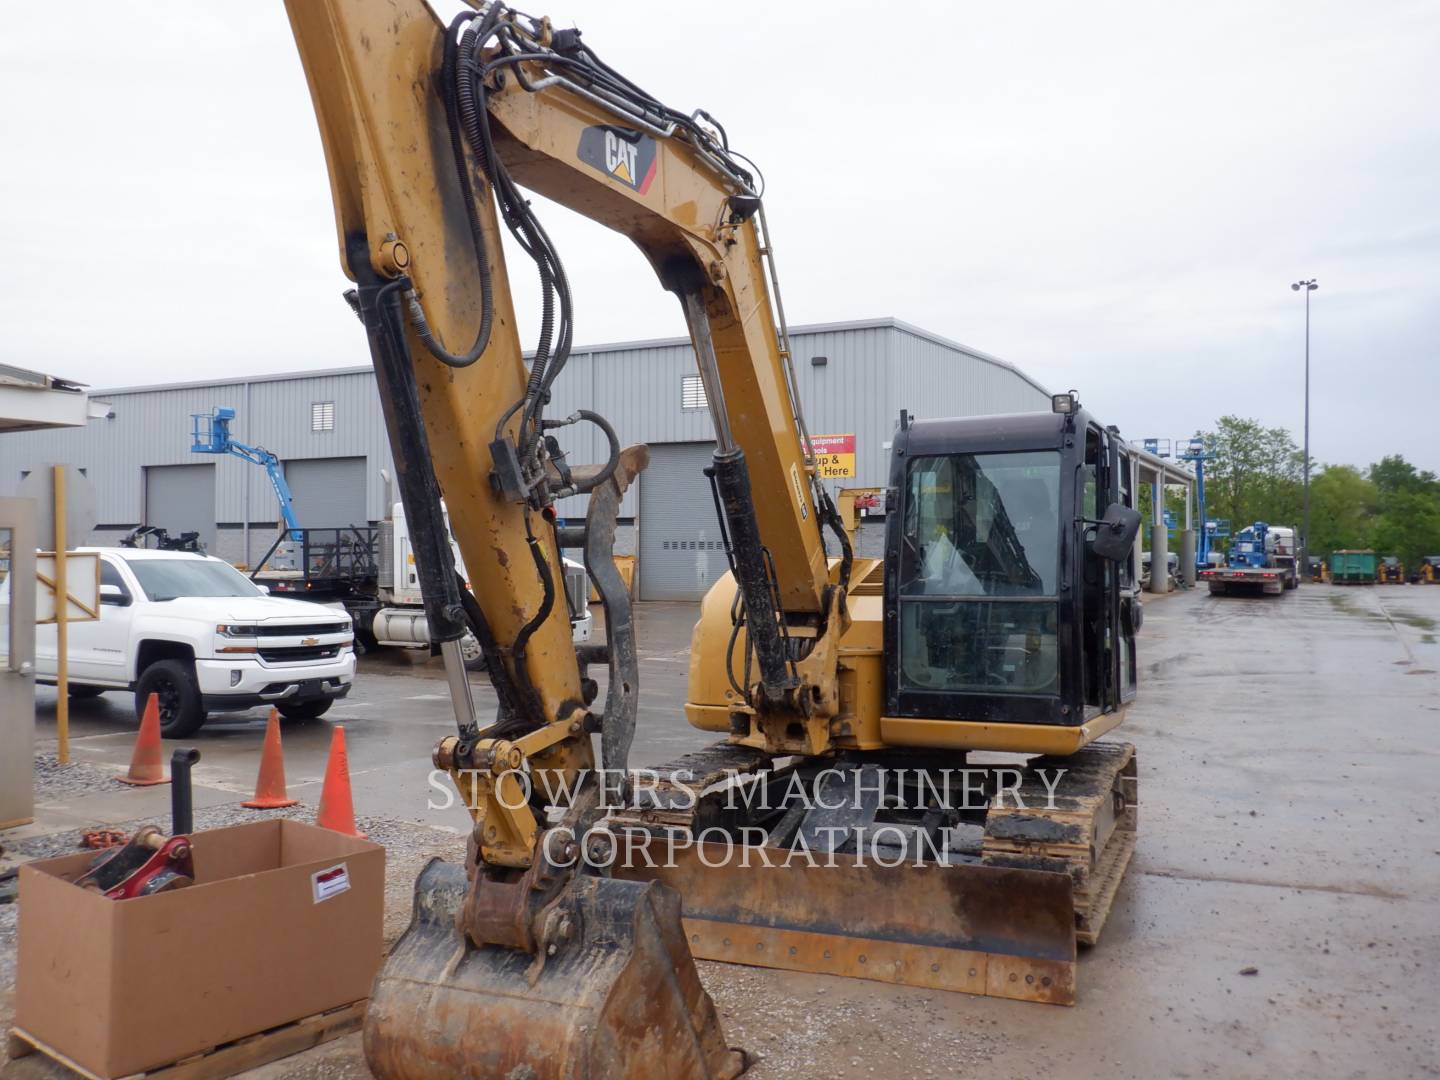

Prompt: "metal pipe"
[170,748,201,835]
[53,466,69,765]
[1303,284,1311,557]
[440,639,478,733]
[243,379,252,567]
[1291,278,1318,558]
[679,291,736,453]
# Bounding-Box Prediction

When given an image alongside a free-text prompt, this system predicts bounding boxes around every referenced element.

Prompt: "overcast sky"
[2,2,1435,471]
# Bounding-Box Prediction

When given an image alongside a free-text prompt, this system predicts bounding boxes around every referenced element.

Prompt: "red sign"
[804,434,856,478]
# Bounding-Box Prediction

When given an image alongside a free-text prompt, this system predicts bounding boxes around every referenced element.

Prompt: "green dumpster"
[1329,549,1377,585]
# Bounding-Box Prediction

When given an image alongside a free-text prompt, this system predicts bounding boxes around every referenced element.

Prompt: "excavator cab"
[885,403,1141,730]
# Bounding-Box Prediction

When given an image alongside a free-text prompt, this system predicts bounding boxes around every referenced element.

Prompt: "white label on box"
[311,863,351,903]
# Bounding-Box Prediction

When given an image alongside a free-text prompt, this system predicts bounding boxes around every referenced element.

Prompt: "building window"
[681,375,707,411]
[311,401,336,432]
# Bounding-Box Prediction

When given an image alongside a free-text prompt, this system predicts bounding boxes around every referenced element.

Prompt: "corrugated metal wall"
[0,319,1050,567]
[0,369,393,528]
[540,319,1049,520]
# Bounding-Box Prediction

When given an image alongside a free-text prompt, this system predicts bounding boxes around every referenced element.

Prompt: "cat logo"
[576,125,658,194]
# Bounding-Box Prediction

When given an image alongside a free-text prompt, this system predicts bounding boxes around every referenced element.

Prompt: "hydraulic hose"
[400,12,499,369]
[558,410,622,496]
[507,513,557,723]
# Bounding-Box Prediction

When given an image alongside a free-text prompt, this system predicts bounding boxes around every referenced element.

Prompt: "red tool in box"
[75,748,201,899]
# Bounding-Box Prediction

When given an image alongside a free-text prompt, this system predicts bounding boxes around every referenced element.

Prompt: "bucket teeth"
[364,859,746,1080]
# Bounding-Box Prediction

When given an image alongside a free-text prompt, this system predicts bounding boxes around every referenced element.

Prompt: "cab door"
[1079,425,1135,712]
[1114,445,1139,703]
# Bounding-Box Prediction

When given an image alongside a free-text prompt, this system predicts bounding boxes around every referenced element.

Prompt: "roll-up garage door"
[144,464,216,551]
[638,442,730,601]
[284,457,368,528]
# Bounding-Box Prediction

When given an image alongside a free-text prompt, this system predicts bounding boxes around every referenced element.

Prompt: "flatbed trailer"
[1201,521,1299,596]
[1199,563,1296,595]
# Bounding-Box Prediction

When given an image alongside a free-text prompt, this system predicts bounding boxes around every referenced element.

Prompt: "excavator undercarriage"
[608,739,1136,1005]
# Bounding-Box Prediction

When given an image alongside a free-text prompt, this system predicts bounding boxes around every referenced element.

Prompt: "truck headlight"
[217,624,260,637]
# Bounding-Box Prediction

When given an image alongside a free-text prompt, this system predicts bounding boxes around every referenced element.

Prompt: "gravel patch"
[0,903,16,987]
[704,964,1000,1077]
[32,752,120,803]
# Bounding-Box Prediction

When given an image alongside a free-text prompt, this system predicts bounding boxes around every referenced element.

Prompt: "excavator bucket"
[615,843,1078,1005]
[364,859,747,1080]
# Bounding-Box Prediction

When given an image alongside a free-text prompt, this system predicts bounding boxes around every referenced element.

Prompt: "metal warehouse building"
[0,317,1050,601]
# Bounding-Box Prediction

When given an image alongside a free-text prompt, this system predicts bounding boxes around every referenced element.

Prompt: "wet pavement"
[5,585,1440,1078]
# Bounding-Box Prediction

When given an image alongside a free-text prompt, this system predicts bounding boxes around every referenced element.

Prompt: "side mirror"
[256,584,271,595]
[1092,503,1142,562]
[99,583,131,607]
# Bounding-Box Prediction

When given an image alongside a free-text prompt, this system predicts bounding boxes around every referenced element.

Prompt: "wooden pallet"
[6,1000,365,1080]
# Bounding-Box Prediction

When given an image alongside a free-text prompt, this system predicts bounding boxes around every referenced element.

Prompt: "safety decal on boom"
[577,125,658,194]
[790,462,808,520]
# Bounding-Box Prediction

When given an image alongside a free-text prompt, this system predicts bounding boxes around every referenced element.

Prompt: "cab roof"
[900,409,1100,457]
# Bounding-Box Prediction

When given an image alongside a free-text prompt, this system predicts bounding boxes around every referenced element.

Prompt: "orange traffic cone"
[315,725,363,837]
[242,709,299,809]
[119,693,170,786]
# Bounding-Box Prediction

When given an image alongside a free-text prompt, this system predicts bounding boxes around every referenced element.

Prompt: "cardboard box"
[15,820,384,1079]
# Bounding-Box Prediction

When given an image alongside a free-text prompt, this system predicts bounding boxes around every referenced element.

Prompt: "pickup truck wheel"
[69,685,107,699]
[277,699,333,721]
[135,659,207,738]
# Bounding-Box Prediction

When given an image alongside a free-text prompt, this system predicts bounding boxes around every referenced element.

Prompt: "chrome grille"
[259,644,343,663]
[256,622,347,637]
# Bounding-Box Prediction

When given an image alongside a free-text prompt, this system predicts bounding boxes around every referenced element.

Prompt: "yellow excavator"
[285,3,1145,1075]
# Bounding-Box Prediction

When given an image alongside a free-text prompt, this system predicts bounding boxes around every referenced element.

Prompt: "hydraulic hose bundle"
[404,2,762,515]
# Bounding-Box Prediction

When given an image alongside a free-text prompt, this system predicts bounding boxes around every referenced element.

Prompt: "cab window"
[100,559,131,605]
[898,451,1061,695]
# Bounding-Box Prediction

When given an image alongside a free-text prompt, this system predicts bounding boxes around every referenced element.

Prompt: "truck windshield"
[898,450,1061,696]
[124,558,261,601]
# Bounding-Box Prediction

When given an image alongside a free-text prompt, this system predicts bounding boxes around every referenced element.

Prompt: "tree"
[1370,491,1440,570]
[1194,416,1303,534]
[1368,455,1439,498]
[1367,456,1440,568]
[1307,465,1376,555]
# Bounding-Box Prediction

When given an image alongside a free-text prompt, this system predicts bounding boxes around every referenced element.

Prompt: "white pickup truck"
[24,547,357,737]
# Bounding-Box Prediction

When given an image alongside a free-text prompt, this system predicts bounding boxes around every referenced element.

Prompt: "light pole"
[1291,278,1318,560]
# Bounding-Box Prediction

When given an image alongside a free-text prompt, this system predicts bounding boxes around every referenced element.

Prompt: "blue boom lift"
[190,407,302,541]
[1177,437,1215,569]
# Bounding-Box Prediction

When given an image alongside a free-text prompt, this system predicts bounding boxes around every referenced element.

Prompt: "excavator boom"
[285,2,1143,1075]
[284,1,838,1075]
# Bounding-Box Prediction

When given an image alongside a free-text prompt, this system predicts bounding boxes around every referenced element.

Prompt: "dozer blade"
[364,859,747,1080]
[615,843,1077,1005]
